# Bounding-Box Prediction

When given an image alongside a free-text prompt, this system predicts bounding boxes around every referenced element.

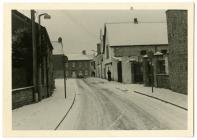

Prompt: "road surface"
[57,78,187,130]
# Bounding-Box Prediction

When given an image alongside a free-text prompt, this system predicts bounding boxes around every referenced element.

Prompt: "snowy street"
[57,78,187,130]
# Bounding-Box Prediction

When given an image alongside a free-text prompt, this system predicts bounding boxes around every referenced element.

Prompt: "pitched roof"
[105,22,168,46]
[67,54,93,61]
[52,41,64,55]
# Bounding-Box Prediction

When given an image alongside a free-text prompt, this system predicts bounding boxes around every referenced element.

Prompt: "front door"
[72,71,76,78]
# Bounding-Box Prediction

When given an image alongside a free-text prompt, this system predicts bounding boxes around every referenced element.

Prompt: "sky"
[19,10,166,55]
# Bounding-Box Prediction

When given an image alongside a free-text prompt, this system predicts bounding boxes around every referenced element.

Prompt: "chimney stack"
[134,18,138,24]
[82,50,86,55]
[97,43,101,55]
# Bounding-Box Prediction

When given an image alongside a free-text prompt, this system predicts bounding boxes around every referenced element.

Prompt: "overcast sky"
[19,10,166,55]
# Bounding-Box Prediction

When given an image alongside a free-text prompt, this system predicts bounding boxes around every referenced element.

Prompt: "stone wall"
[156,74,170,89]
[12,87,34,109]
[113,45,167,57]
[166,10,188,94]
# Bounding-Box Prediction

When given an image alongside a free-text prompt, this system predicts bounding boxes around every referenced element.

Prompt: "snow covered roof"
[154,51,163,56]
[67,54,93,61]
[105,22,168,46]
[52,41,64,55]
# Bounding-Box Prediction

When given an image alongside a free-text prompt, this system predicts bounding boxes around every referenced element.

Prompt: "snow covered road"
[57,78,187,130]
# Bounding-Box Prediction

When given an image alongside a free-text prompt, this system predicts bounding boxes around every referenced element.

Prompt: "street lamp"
[38,13,51,25]
[37,13,51,101]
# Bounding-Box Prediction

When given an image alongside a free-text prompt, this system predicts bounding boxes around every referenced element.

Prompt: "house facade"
[66,54,93,78]
[12,10,55,109]
[101,20,168,85]
[52,41,65,79]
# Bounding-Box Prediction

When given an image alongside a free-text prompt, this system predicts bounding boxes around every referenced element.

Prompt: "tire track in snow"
[54,80,77,130]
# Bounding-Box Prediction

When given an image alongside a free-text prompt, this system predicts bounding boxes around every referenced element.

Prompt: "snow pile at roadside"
[12,79,76,130]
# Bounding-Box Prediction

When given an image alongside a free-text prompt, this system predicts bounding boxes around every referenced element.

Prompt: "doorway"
[117,61,122,82]
[72,71,77,78]
[132,62,143,83]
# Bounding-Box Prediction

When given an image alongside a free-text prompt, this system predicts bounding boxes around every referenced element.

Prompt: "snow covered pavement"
[57,78,187,130]
[12,79,77,130]
[88,78,188,109]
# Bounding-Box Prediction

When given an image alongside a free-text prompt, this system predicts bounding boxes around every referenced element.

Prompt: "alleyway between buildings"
[13,78,187,130]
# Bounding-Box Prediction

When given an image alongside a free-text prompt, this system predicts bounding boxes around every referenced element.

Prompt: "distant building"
[94,43,105,78]
[166,10,188,94]
[66,53,93,78]
[52,41,65,79]
[102,19,168,84]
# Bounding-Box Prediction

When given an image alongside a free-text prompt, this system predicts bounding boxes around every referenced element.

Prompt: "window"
[161,49,167,55]
[78,70,83,77]
[85,70,88,76]
[140,50,146,55]
[72,62,75,67]
[157,60,166,74]
[78,62,81,67]
[106,45,109,59]
[65,62,68,68]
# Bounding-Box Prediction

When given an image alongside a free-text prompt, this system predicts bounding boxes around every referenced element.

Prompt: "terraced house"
[66,52,93,78]
[101,18,168,85]
[12,10,55,109]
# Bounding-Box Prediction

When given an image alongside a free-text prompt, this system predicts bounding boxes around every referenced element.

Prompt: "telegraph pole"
[31,10,38,102]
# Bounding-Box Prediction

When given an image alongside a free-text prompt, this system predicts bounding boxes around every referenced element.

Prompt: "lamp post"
[31,10,38,102]
[37,13,51,101]
[154,51,164,87]
[58,37,68,99]
[147,51,154,93]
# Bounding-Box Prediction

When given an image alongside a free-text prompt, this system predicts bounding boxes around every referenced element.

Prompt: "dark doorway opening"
[133,62,143,83]
[117,61,122,82]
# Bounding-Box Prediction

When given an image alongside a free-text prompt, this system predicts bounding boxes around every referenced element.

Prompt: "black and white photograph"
[2,2,194,137]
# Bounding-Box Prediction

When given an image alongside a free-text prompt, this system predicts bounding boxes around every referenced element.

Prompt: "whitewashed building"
[102,18,168,84]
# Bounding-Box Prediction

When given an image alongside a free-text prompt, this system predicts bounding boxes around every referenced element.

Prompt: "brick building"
[166,10,188,94]
[52,41,65,78]
[66,54,93,78]
[101,19,168,84]
[12,10,55,109]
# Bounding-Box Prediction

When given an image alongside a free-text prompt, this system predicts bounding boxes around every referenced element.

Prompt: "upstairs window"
[140,50,147,55]
[78,62,81,67]
[72,62,75,68]
[161,49,167,55]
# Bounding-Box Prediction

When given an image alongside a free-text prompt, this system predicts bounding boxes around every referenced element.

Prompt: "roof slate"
[106,22,168,46]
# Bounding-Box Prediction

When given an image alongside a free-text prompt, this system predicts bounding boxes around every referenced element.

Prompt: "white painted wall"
[121,57,132,84]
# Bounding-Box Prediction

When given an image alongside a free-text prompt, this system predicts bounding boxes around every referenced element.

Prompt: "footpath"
[12,79,77,130]
[87,78,188,110]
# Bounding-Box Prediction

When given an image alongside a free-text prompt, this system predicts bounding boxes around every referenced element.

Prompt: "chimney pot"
[134,18,138,24]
